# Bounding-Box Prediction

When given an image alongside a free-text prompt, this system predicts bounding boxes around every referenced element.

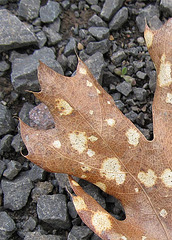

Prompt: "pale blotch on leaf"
[158,54,172,87]
[81,174,87,179]
[166,92,172,104]
[89,110,94,115]
[87,149,95,157]
[126,128,140,146]
[91,211,112,234]
[160,168,172,188]
[73,196,87,211]
[95,182,107,192]
[88,135,98,142]
[71,180,79,187]
[69,131,87,154]
[81,165,92,172]
[100,157,126,184]
[96,88,101,94]
[55,98,73,116]
[120,236,128,240]
[105,118,116,127]
[52,140,61,149]
[79,67,87,75]
[87,80,93,87]
[159,209,168,218]
[144,28,154,48]
[142,236,147,240]
[135,187,139,193]
[107,101,111,104]
[138,169,157,187]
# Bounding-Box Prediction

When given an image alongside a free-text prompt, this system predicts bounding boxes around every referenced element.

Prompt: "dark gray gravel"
[0,0,171,239]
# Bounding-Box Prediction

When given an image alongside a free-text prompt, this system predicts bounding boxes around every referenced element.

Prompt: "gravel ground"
[0,0,172,239]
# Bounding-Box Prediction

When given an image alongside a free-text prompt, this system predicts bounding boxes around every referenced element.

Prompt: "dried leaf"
[20,19,172,240]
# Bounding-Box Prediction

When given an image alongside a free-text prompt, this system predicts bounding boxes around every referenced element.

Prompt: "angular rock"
[0,212,16,240]
[24,232,65,240]
[3,160,22,180]
[11,47,63,93]
[148,70,156,92]
[22,217,37,232]
[136,71,147,80]
[116,81,132,96]
[109,7,128,30]
[68,201,78,219]
[91,5,101,13]
[0,104,15,136]
[136,5,160,32]
[0,160,6,178]
[11,133,25,152]
[110,49,126,65]
[19,102,34,125]
[88,14,107,27]
[0,0,8,4]
[67,226,92,240]
[61,0,70,10]
[86,39,110,55]
[88,27,109,40]
[64,38,77,57]
[18,0,40,21]
[85,52,106,84]
[31,181,53,202]
[0,61,10,72]
[1,174,33,210]
[55,173,72,191]
[100,0,125,21]
[0,9,37,53]
[36,31,47,48]
[67,55,78,71]
[29,164,46,182]
[37,194,70,229]
[49,18,61,33]
[133,87,147,101]
[0,134,13,153]
[40,0,61,23]
[115,100,125,111]
[125,110,138,123]
[160,0,172,16]
[86,0,98,5]
[43,26,62,45]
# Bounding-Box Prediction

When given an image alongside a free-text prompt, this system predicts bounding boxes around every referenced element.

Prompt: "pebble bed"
[0,0,172,239]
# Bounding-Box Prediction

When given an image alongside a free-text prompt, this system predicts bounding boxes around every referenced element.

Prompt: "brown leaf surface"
[20,19,172,240]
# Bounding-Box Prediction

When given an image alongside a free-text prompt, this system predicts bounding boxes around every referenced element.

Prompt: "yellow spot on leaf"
[120,237,127,240]
[81,174,87,179]
[87,149,95,157]
[91,211,112,234]
[126,128,140,146]
[166,92,172,104]
[142,237,147,240]
[81,165,92,172]
[107,101,111,104]
[71,180,79,187]
[55,98,73,116]
[89,110,94,115]
[158,54,172,87]
[159,209,168,218]
[95,182,107,192]
[100,158,126,184]
[79,67,87,75]
[69,131,87,154]
[161,168,172,188]
[73,196,87,211]
[135,187,139,193]
[88,135,98,142]
[96,88,101,94]
[138,169,157,187]
[144,28,154,48]
[52,140,61,149]
[105,118,116,127]
[87,80,93,87]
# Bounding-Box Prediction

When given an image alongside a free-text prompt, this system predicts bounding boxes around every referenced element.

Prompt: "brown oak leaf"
[20,19,172,240]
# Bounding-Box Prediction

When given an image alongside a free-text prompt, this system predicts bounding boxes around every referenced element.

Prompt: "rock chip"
[11,133,25,152]
[40,0,61,23]
[0,104,15,136]
[0,212,16,240]
[116,81,132,96]
[1,174,33,210]
[18,0,40,21]
[31,181,53,202]
[0,160,6,178]
[24,232,65,240]
[64,38,77,56]
[19,102,34,125]
[85,52,106,84]
[109,7,128,30]
[28,164,46,182]
[100,0,125,21]
[37,194,70,229]
[133,87,147,101]
[86,0,98,5]
[86,39,110,55]
[160,0,172,16]
[3,160,22,180]
[43,26,62,45]
[67,226,93,240]
[111,49,126,65]
[0,134,13,153]
[36,31,47,48]
[0,61,10,72]
[88,27,109,40]
[0,9,37,53]
[88,14,107,27]
[125,110,138,123]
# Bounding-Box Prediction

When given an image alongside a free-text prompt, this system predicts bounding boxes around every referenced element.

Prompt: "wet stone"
[0,103,15,136]
[100,0,125,21]
[3,160,22,180]
[67,226,93,240]
[88,27,109,40]
[0,9,37,53]
[1,174,33,210]
[37,194,71,229]
[40,0,61,23]
[0,212,16,240]
[116,81,132,96]
[18,0,40,21]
